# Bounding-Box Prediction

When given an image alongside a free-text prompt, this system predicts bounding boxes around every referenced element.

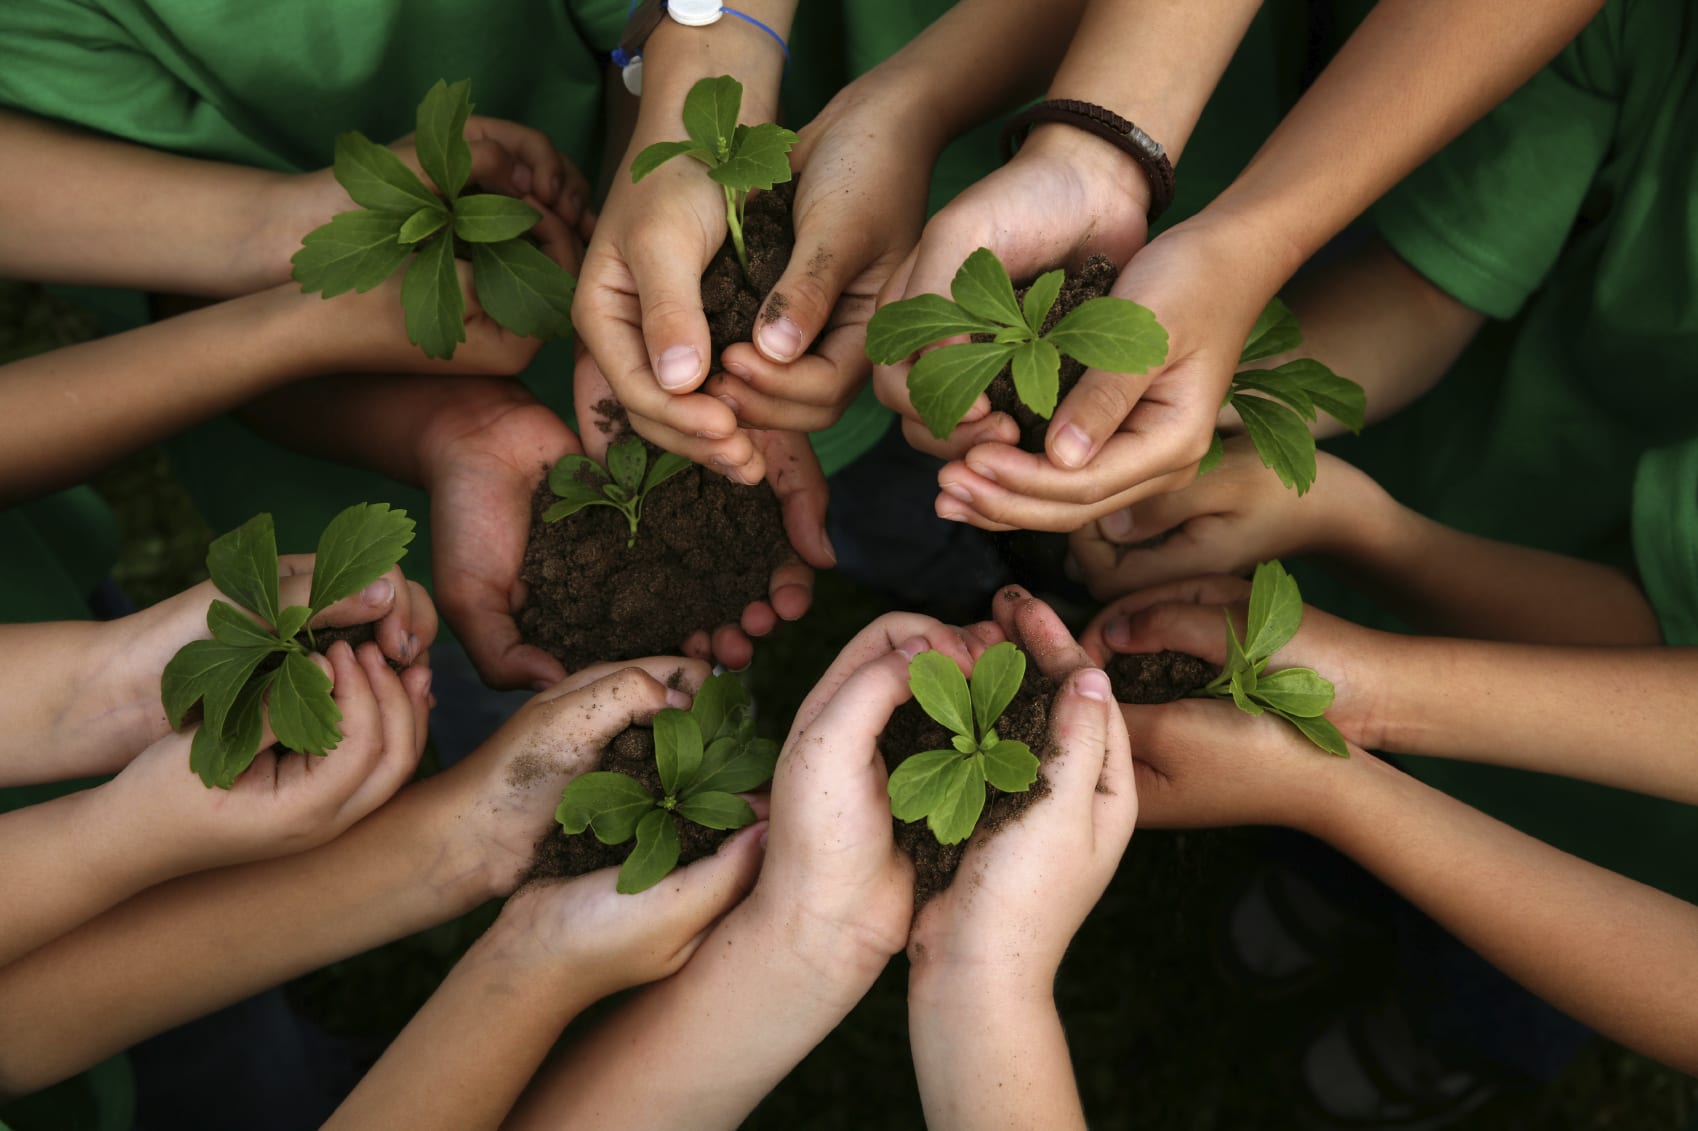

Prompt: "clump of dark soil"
[701,180,795,369]
[1105,650,1218,704]
[309,621,408,673]
[878,663,1059,909]
[524,723,726,883]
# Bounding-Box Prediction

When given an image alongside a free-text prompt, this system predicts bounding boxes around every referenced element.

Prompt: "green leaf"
[1233,393,1319,495]
[928,757,987,846]
[618,809,682,893]
[949,248,1025,328]
[653,707,704,796]
[1198,432,1225,477]
[549,454,610,499]
[1009,338,1062,420]
[1244,560,1304,664]
[644,450,692,494]
[682,74,743,155]
[1229,670,1263,716]
[1233,370,1316,421]
[1021,269,1065,334]
[292,210,415,298]
[397,204,449,246]
[968,641,1026,738]
[604,484,631,504]
[1240,296,1303,364]
[690,673,748,744]
[992,325,1033,345]
[453,194,541,243]
[1222,610,1252,678]
[333,130,440,214]
[691,736,777,796]
[676,790,756,831]
[160,637,276,734]
[206,599,284,651]
[981,739,1038,794]
[1285,712,1351,757]
[607,436,648,495]
[190,669,275,789]
[1251,667,1335,718]
[888,748,965,822]
[1268,358,1366,434]
[864,293,998,364]
[1046,296,1168,374]
[907,341,1017,440]
[544,497,612,523]
[951,734,978,754]
[274,606,312,642]
[711,123,797,192]
[269,651,343,756]
[470,238,575,340]
[307,503,416,615]
[908,650,974,738]
[631,139,710,182]
[414,78,474,198]
[556,771,656,842]
[205,513,281,628]
[401,227,466,360]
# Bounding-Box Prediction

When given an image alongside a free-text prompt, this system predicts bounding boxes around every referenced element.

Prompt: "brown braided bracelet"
[1000,98,1176,224]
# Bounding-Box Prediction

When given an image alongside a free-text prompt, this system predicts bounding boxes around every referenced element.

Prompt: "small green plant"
[887,642,1040,846]
[629,74,798,279]
[161,503,416,789]
[1198,560,1348,756]
[542,435,691,547]
[865,248,1168,441]
[556,673,778,893]
[1196,297,1366,494]
[292,79,575,361]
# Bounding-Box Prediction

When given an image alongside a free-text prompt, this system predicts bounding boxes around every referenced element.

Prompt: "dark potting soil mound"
[518,445,793,672]
[878,664,1059,910]
[702,180,795,367]
[524,723,727,883]
[309,620,408,673]
[1105,650,1218,704]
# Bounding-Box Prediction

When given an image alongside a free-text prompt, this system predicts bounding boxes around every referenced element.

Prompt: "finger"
[1042,667,1118,811]
[651,819,766,939]
[990,586,1092,679]
[940,455,1197,533]
[533,656,710,703]
[1095,574,1255,621]
[790,620,971,742]
[792,647,926,773]
[934,484,1020,533]
[895,409,1013,463]
[627,411,762,485]
[522,193,581,274]
[292,574,395,631]
[402,663,434,756]
[753,219,869,365]
[441,576,567,692]
[525,667,682,772]
[711,623,755,672]
[339,642,425,815]
[767,560,813,623]
[628,233,714,395]
[1089,517,1260,596]
[1045,366,1154,471]
[763,432,835,570]
[1103,601,1237,665]
[322,641,379,774]
[464,138,521,198]
[464,116,564,200]
[700,370,840,434]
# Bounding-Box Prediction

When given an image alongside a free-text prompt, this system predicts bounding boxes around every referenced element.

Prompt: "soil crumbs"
[986,254,1118,452]
[1105,650,1218,704]
[701,180,795,366]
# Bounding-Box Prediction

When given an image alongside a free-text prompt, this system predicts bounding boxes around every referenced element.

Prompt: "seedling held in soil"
[630,75,798,279]
[888,642,1040,846]
[161,503,416,789]
[556,673,778,893]
[292,79,576,360]
[543,436,691,547]
[1198,560,1349,756]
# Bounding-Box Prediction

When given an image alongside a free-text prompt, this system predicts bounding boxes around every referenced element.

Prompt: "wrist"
[243,170,325,293]
[1370,634,1460,757]
[734,889,896,1013]
[1015,121,1152,229]
[909,953,1056,1015]
[637,13,787,128]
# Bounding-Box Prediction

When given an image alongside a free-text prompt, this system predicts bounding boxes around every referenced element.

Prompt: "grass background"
[6,278,1694,1128]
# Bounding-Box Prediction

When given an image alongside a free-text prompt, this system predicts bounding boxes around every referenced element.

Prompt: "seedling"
[1196,297,1366,494]
[543,436,691,547]
[292,79,575,361]
[629,74,798,279]
[161,503,416,789]
[887,642,1040,846]
[556,673,778,893]
[1197,560,1349,756]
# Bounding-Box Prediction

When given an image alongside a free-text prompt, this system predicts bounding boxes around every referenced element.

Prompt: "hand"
[1080,574,1396,751]
[1068,438,1384,600]
[915,217,1272,532]
[108,639,431,875]
[872,124,1151,465]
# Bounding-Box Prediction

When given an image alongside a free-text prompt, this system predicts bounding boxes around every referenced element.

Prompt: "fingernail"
[1104,616,1133,649]
[820,530,838,567]
[1052,424,1094,469]
[941,482,973,506]
[1077,668,1112,702]
[419,668,434,696]
[1101,508,1136,543]
[1063,554,1082,582]
[360,578,394,605]
[940,510,968,524]
[665,688,692,709]
[758,317,804,362]
[967,460,997,483]
[759,827,770,851]
[710,456,733,476]
[567,191,584,217]
[999,585,1031,603]
[405,633,420,662]
[716,393,742,416]
[897,635,930,661]
[722,358,751,380]
[514,166,534,196]
[656,346,702,390]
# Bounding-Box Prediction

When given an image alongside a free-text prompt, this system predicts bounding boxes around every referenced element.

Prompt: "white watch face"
[667,0,724,27]
[621,55,644,97]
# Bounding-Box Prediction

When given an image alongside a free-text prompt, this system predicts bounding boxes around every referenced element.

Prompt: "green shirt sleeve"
[1372,8,1624,319]
[1632,439,1698,647]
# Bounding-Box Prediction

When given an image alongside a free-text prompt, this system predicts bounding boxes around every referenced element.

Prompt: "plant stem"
[723,184,750,278]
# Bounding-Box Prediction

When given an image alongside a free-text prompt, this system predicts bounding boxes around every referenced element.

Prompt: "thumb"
[1101,600,1235,667]
[659,821,767,939]
[1046,366,1153,471]
[754,209,865,364]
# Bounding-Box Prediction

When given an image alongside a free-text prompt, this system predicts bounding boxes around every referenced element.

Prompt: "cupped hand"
[114,639,431,875]
[1080,574,1395,751]
[1068,437,1379,601]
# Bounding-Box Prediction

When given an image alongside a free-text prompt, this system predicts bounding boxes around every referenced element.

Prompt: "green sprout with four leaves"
[542,435,691,547]
[630,74,798,279]
[292,79,576,361]
[555,673,779,893]
[887,642,1041,846]
[161,503,416,789]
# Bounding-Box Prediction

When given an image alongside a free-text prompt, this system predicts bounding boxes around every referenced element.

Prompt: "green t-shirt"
[1633,440,1698,647]
[1326,0,1698,900]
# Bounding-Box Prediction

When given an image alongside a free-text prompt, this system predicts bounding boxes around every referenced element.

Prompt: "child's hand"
[1081,574,1398,752]
[1068,436,1382,600]
[107,640,430,875]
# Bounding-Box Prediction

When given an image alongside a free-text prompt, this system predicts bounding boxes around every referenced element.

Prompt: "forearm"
[1317,755,1698,1074]
[0,772,493,1097]
[0,621,151,784]
[909,974,1086,1131]
[1372,640,1696,803]
[635,1,796,129]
